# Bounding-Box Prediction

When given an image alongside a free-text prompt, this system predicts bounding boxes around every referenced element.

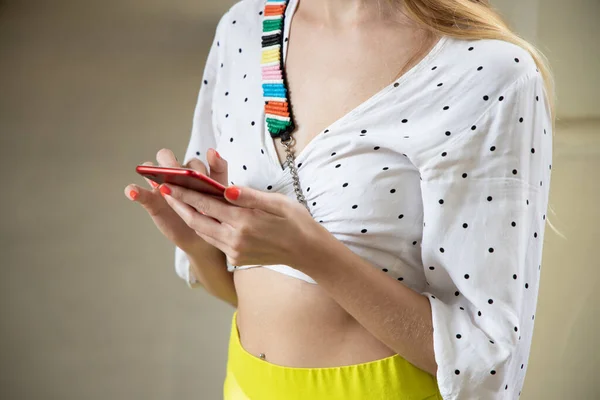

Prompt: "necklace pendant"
[258,353,266,360]
[280,131,291,142]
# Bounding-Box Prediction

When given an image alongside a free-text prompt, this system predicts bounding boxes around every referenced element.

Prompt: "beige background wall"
[494,0,600,120]
[0,1,598,399]
[536,0,600,120]
[493,0,540,43]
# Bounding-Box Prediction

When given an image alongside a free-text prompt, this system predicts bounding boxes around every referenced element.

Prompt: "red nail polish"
[225,186,240,200]
[214,149,221,159]
[159,184,171,196]
[129,190,138,200]
[150,180,159,188]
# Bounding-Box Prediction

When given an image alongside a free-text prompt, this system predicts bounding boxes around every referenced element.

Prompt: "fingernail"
[129,190,138,200]
[225,186,240,200]
[150,181,159,188]
[159,184,171,196]
[215,150,221,159]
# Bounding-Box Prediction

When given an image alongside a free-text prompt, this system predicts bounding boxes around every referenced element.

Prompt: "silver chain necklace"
[280,136,311,215]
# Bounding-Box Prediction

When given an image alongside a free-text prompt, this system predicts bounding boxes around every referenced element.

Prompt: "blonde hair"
[399,0,556,123]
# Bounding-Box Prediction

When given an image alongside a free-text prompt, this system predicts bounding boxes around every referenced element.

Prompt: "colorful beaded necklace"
[261,0,295,141]
[261,0,310,212]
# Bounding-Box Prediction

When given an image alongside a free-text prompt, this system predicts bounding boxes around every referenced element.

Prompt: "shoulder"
[417,36,545,131]
[437,36,540,93]
[404,36,547,166]
[211,0,267,58]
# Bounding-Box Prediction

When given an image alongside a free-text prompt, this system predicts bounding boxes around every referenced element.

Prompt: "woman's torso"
[212,0,534,368]
[232,0,439,368]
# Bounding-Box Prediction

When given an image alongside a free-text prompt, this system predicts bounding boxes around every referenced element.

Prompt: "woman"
[125,0,553,398]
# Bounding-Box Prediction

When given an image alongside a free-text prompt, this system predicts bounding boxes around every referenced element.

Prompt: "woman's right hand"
[124,148,228,253]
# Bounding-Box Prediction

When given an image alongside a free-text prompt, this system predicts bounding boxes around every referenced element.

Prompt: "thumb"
[184,158,208,175]
[224,186,286,216]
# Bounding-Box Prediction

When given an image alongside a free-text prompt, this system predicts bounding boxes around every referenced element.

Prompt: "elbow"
[206,286,238,308]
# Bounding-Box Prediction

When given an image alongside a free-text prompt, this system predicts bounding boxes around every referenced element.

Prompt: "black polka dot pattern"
[416,44,551,397]
[175,14,552,397]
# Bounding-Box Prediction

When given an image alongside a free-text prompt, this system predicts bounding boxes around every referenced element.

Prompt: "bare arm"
[186,243,237,308]
[296,237,437,375]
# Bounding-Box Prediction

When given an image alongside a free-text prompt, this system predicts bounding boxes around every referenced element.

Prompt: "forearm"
[186,243,238,308]
[295,235,437,375]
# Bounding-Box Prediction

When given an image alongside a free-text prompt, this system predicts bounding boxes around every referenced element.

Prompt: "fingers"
[140,161,160,189]
[158,147,228,186]
[207,148,228,186]
[195,230,234,257]
[184,158,208,175]
[125,183,169,217]
[125,184,145,201]
[224,186,291,217]
[163,183,239,225]
[161,188,227,240]
[156,148,179,168]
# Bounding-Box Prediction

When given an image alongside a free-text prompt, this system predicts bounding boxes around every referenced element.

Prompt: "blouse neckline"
[263,0,450,173]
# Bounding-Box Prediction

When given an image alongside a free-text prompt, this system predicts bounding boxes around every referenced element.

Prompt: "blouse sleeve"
[174,13,228,288]
[419,71,552,398]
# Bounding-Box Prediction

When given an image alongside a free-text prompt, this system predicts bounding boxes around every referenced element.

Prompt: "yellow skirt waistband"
[223,311,442,400]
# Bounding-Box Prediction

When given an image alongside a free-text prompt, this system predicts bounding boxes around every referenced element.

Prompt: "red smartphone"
[136,165,226,197]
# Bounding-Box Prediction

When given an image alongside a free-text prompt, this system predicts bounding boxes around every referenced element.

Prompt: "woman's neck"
[296,0,406,26]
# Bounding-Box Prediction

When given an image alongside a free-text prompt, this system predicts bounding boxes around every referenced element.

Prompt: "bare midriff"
[231,1,441,370]
[234,267,396,368]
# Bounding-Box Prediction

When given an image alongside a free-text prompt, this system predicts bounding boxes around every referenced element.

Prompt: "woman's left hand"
[159,183,327,269]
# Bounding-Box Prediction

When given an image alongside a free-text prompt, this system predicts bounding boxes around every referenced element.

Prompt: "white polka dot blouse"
[174,0,553,398]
